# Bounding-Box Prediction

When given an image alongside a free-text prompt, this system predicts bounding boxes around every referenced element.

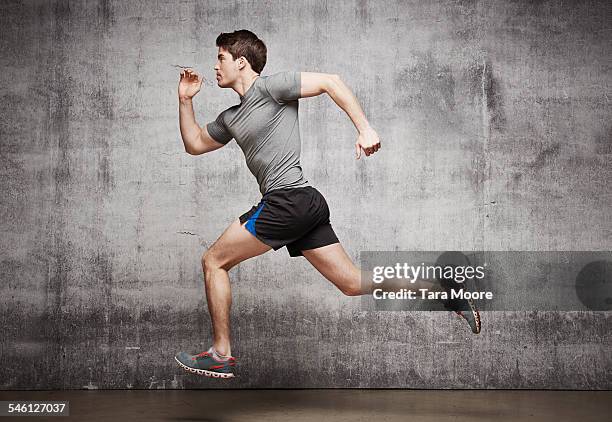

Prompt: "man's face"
[214,47,240,88]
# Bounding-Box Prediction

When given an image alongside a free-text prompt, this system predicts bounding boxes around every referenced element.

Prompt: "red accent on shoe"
[210,352,234,363]
[209,364,226,370]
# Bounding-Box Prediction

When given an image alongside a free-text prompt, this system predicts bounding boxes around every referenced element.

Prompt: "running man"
[174,30,480,379]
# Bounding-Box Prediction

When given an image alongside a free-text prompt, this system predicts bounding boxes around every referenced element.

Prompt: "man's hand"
[178,68,204,100]
[355,127,381,159]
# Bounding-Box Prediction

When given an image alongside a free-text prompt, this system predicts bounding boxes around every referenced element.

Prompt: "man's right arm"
[178,68,226,155]
[179,97,225,155]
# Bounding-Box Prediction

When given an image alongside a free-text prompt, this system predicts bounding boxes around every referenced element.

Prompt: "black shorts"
[238,186,340,257]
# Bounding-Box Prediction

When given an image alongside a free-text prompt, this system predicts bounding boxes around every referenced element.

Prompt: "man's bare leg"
[301,242,481,333]
[202,219,272,356]
[301,243,442,296]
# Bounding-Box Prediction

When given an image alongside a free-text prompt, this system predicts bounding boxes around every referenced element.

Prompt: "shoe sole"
[456,297,481,334]
[174,356,235,379]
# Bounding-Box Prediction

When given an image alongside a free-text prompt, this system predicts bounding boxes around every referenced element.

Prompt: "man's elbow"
[324,74,341,94]
[184,130,212,155]
[184,142,203,156]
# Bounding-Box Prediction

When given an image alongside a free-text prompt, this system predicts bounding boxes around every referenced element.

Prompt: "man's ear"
[238,56,248,70]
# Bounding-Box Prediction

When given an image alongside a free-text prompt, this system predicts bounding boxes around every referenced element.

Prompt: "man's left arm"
[300,72,381,159]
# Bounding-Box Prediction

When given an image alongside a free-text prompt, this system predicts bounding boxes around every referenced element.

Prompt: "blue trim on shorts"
[245,202,265,237]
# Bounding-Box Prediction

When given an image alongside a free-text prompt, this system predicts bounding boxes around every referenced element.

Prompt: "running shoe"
[442,287,482,334]
[435,264,482,334]
[175,348,236,379]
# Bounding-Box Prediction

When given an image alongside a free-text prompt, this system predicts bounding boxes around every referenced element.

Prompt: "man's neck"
[234,72,260,98]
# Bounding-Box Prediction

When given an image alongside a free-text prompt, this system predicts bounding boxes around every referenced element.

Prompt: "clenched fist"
[355,127,381,159]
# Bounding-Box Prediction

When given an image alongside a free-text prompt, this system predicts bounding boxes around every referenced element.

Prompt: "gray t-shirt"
[206,71,310,195]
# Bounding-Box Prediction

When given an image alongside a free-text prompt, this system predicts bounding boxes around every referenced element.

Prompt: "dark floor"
[0,390,610,421]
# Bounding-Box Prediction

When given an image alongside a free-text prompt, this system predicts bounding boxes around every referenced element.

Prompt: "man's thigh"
[301,242,360,292]
[206,219,273,270]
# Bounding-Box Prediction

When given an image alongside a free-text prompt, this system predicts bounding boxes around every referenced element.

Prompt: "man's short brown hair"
[216,30,267,74]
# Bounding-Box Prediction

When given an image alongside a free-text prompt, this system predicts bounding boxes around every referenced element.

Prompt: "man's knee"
[341,283,362,297]
[201,249,233,273]
[339,273,363,296]
[340,266,364,296]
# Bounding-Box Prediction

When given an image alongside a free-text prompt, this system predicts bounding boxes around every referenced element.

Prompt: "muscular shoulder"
[218,104,241,123]
[262,71,301,104]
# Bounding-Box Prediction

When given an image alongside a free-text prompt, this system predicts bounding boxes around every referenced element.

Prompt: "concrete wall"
[1,0,610,389]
